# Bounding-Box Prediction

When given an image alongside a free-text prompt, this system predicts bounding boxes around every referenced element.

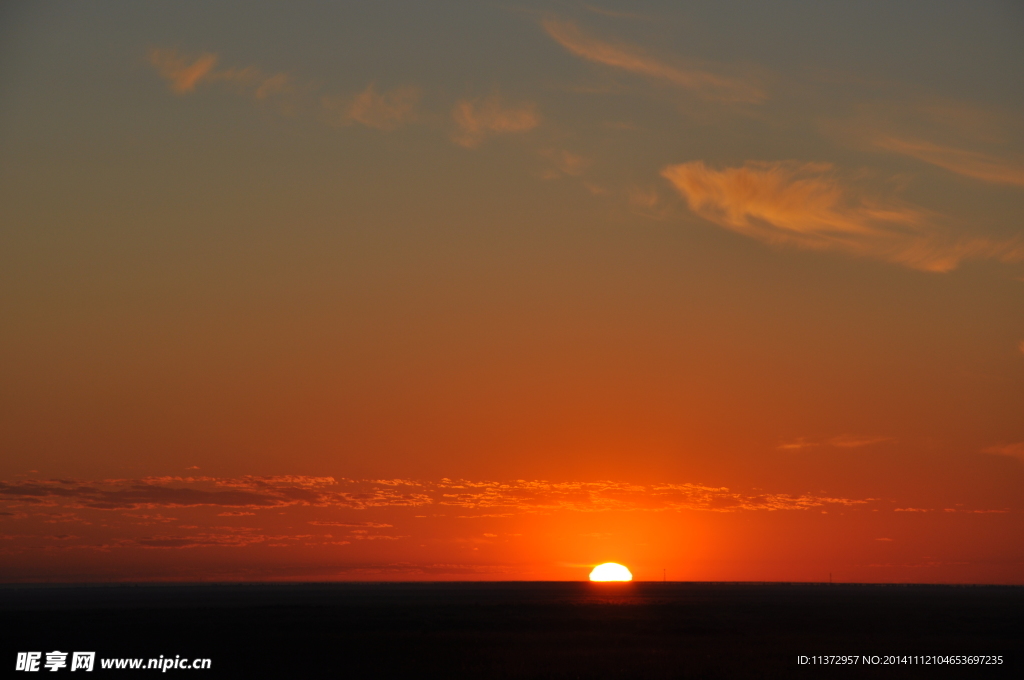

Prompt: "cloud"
[307,521,393,527]
[661,160,1024,272]
[0,481,291,510]
[433,479,870,514]
[148,49,218,93]
[211,68,291,99]
[779,435,890,450]
[826,100,1024,187]
[916,100,1009,143]
[135,532,310,549]
[828,435,892,448]
[125,513,178,524]
[348,531,407,541]
[869,135,1024,187]
[777,438,818,451]
[3,474,1007,562]
[323,84,420,131]
[148,48,291,99]
[0,476,432,510]
[451,95,540,148]
[627,186,661,212]
[983,442,1024,461]
[539,149,590,178]
[1,476,872,517]
[541,19,765,104]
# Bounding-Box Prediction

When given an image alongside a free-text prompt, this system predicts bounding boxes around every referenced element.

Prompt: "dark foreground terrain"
[3,582,1021,679]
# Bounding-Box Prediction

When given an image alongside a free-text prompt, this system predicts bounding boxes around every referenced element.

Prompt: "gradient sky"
[1,0,1023,583]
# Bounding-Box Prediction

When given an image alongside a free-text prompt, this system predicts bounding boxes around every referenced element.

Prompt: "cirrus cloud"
[983,443,1024,462]
[451,94,540,148]
[869,135,1024,188]
[0,475,870,515]
[323,83,421,131]
[148,48,291,99]
[148,49,218,93]
[661,160,1024,272]
[541,18,765,104]
[778,435,892,451]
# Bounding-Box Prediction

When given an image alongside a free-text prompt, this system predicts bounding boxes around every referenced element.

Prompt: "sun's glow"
[589,562,633,581]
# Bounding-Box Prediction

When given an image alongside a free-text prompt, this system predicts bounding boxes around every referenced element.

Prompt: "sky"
[1,0,1022,583]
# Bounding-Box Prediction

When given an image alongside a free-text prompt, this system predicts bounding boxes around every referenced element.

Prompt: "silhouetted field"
[4,582,1021,678]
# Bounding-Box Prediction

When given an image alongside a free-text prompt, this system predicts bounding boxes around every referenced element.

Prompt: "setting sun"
[589,563,633,582]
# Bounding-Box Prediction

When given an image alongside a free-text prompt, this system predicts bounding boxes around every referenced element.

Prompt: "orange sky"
[1,0,1022,583]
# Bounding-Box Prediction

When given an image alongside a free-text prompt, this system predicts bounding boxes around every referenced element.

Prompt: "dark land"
[3,582,1021,679]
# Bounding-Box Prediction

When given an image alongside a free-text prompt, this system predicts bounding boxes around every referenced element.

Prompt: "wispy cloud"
[777,438,817,451]
[4,475,1012,564]
[827,100,1024,187]
[869,136,1024,187]
[150,48,431,132]
[307,521,393,528]
[323,84,420,131]
[0,476,431,510]
[539,148,590,178]
[778,435,891,451]
[0,476,870,516]
[829,435,892,448]
[661,160,1024,272]
[147,48,551,148]
[5,474,1002,546]
[148,49,218,93]
[148,48,291,99]
[627,186,662,214]
[348,530,407,541]
[451,94,540,148]
[541,19,765,104]
[432,479,869,514]
[983,442,1024,461]
[136,532,312,550]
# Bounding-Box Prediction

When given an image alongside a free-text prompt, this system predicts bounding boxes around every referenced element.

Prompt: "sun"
[589,562,633,582]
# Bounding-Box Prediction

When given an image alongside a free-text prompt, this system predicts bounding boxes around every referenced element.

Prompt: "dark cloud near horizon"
[0,482,292,510]
[0,477,433,511]
[0,476,874,514]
